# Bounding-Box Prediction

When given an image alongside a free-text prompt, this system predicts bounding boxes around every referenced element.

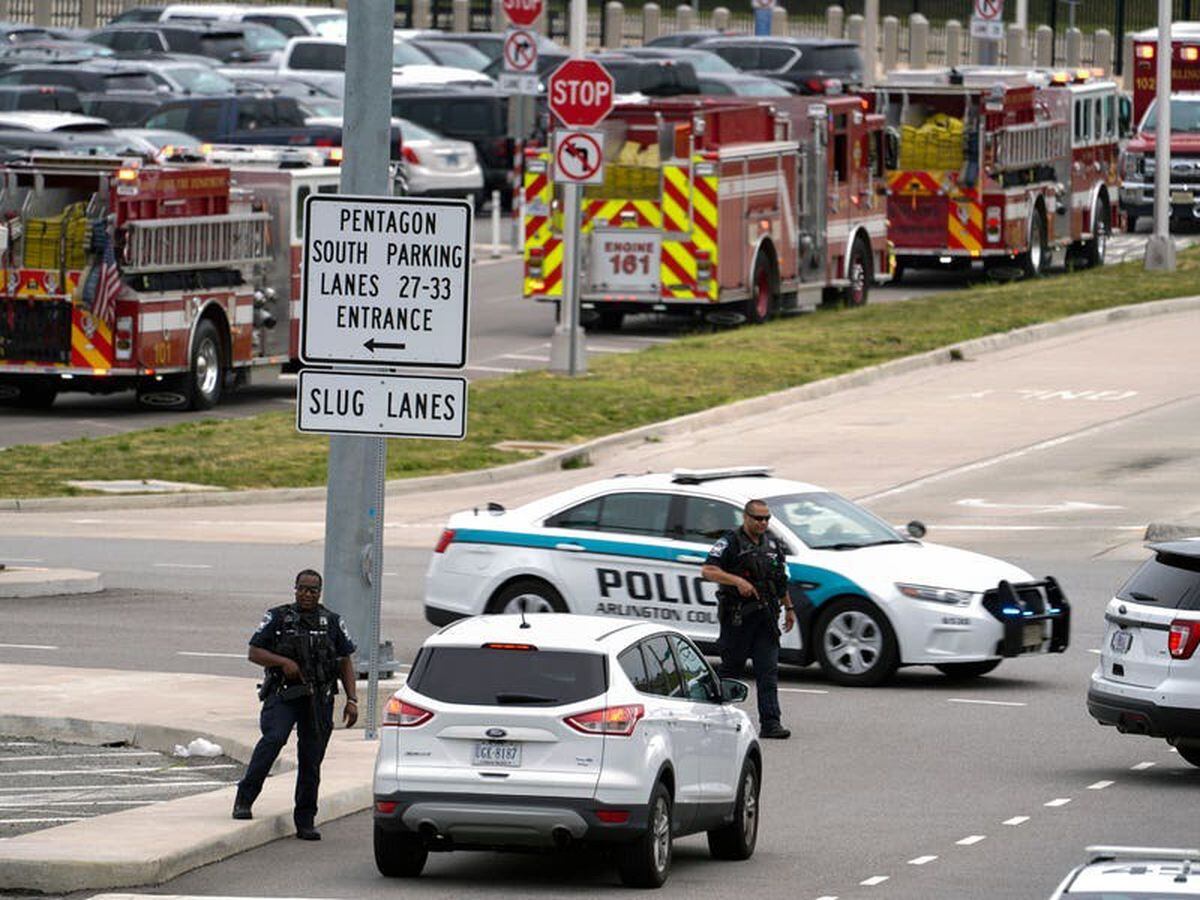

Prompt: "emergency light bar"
[670,466,774,484]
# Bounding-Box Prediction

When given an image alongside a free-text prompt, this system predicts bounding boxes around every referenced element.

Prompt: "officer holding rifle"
[232,569,358,839]
[701,500,795,740]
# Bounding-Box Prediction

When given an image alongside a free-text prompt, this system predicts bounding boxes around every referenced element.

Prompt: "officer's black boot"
[759,722,791,739]
[231,792,253,820]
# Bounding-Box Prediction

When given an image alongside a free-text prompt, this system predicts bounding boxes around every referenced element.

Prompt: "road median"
[4,249,1200,501]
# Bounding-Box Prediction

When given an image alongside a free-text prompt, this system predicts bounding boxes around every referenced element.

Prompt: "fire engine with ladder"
[522,95,891,329]
[0,148,344,409]
[873,67,1121,279]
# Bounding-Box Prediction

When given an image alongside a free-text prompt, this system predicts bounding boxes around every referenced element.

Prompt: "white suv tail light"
[564,704,644,736]
[382,697,433,727]
[1168,620,1200,659]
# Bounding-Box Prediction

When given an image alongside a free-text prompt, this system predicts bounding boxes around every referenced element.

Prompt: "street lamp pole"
[1145,0,1176,271]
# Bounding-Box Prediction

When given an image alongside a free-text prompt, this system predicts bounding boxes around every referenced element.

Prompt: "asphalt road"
[5,311,1199,898]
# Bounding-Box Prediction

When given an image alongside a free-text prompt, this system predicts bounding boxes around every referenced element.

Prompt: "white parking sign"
[301,195,471,369]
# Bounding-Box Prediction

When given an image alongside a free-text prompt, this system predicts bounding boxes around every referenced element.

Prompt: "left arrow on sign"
[364,338,408,352]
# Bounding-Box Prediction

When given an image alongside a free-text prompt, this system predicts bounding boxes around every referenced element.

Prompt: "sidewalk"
[0,665,383,893]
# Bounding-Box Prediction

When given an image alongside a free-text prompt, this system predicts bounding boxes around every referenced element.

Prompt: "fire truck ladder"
[992,121,1068,172]
[121,212,273,273]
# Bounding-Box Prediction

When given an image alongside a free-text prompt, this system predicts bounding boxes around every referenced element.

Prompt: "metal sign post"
[971,0,1004,65]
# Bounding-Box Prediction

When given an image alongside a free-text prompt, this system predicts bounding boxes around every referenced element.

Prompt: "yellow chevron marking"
[946,212,980,252]
[71,328,108,370]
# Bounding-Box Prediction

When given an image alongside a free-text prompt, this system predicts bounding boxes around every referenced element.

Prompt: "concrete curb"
[0,567,102,598]
[1144,523,1200,542]
[3,294,1198,515]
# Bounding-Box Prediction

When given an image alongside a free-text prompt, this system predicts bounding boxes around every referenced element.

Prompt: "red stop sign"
[548,59,615,128]
[502,0,542,28]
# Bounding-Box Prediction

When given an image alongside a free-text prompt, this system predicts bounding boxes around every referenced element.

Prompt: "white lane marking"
[0,742,36,747]
[1087,648,1102,654]
[957,835,987,845]
[1132,761,1156,770]
[622,336,674,344]
[858,414,1163,504]
[501,353,551,362]
[0,765,235,776]
[0,816,83,824]
[177,652,244,659]
[70,519,104,524]
[0,752,161,762]
[0,799,165,808]
[1088,780,1115,790]
[1044,798,1072,807]
[906,525,1145,532]
[465,365,520,373]
[1003,816,1030,825]
[0,781,227,793]
[955,498,1124,513]
[860,876,889,886]
[2,558,42,563]
[814,896,840,900]
[908,855,938,865]
[0,643,58,651]
[586,345,635,354]
[947,698,1027,707]
[779,687,830,695]
[153,563,212,570]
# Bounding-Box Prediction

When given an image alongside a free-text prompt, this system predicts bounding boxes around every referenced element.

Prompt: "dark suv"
[695,36,863,93]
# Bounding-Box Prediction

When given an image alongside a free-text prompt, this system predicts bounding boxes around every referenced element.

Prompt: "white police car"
[1050,846,1200,897]
[372,614,760,888]
[425,467,1071,687]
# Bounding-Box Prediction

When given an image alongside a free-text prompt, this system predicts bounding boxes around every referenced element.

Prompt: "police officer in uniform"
[701,499,795,740]
[232,569,358,839]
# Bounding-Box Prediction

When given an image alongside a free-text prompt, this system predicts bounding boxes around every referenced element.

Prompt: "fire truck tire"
[11,381,57,409]
[1019,209,1048,279]
[594,309,624,331]
[843,239,871,307]
[745,255,776,324]
[1084,198,1110,268]
[185,320,224,411]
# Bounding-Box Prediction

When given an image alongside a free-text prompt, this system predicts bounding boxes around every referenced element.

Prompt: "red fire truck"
[522,95,890,329]
[874,67,1121,279]
[0,151,342,409]
[1131,23,1200,128]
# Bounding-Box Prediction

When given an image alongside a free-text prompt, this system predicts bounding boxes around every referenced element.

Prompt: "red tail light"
[402,145,421,165]
[433,528,455,553]
[382,697,433,727]
[806,78,824,93]
[565,704,644,737]
[1168,620,1200,659]
[595,809,630,823]
[483,642,537,650]
[375,800,398,813]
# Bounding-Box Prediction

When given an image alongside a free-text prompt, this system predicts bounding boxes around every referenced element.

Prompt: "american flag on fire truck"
[91,228,120,327]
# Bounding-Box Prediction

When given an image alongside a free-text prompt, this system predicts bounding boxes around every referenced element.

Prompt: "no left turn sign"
[554,129,604,184]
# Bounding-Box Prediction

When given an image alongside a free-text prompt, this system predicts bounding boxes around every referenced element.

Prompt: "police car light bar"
[670,466,773,484]
[1086,846,1200,863]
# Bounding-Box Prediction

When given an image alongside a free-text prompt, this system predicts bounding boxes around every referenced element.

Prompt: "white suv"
[372,614,761,888]
[1087,540,1200,765]
[1050,846,1200,897]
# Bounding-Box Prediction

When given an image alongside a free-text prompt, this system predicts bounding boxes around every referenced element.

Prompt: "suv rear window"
[407,646,607,706]
[807,46,862,72]
[1117,552,1200,610]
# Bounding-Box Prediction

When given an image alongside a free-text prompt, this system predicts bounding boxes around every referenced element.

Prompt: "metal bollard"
[491,189,501,259]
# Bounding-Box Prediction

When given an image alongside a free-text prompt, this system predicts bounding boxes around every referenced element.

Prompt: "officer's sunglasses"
[295,584,321,595]
[746,513,771,523]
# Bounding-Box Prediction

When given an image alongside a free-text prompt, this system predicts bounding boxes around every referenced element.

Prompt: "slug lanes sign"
[300,194,471,369]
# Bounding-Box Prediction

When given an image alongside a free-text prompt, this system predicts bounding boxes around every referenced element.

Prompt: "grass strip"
[3,248,1198,499]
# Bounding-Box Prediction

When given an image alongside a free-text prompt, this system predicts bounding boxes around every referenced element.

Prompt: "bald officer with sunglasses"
[701,500,795,740]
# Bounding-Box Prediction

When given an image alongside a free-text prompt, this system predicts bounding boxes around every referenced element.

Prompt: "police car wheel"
[486,578,567,615]
[1173,742,1200,768]
[617,781,673,888]
[815,599,899,687]
[373,823,428,877]
[934,660,1001,680]
[707,756,759,861]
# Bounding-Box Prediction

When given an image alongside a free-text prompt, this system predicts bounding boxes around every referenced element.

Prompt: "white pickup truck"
[223,37,493,95]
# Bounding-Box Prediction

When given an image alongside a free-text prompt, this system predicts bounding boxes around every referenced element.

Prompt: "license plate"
[1111,630,1133,654]
[472,740,521,767]
[1023,622,1045,648]
[1171,190,1195,205]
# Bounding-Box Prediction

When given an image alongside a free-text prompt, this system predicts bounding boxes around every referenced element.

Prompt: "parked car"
[0,85,84,113]
[1087,539,1200,766]
[1050,846,1200,898]
[0,23,71,45]
[81,91,167,127]
[0,40,115,66]
[106,6,167,25]
[0,110,111,132]
[697,73,792,96]
[111,60,236,95]
[0,64,160,94]
[593,53,701,98]
[112,126,202,155]
[372,614,761,887]
[393,86,513,206]
[644,29,725,48]
[140,92,345,147]
[623,46,793,96]
[160,3,347,39]
[397,117,483,199]
[431,30,563,65]
[694,36,864,93]
[0,127,143,158]
[408,38,490,72]
[86,21,285,64]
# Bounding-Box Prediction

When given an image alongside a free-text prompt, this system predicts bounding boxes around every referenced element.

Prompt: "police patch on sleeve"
[339,617,353,641]
[252,612,272,635]
[709,536,729,556]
